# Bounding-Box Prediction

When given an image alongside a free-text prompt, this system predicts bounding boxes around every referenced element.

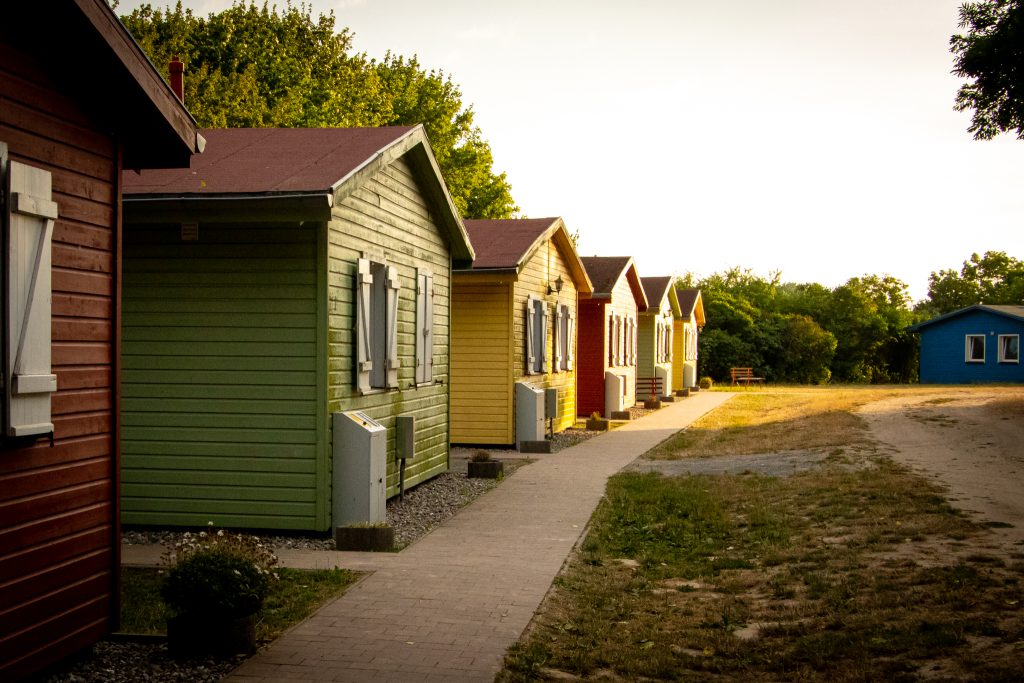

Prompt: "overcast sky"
[119,0,1024,302]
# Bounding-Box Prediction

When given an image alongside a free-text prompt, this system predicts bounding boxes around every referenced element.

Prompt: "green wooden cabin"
[120,126,473,532]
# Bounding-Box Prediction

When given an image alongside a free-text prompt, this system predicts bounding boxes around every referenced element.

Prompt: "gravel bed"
[40,426,604,682]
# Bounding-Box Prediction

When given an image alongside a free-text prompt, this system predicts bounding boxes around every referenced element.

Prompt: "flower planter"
[675,388,690,397]
[335,525,394,552]
[167,612,257,657]
[585,418,610,431]
[610,410,631,421]
[467,460,504,478]
[643,398,661,409]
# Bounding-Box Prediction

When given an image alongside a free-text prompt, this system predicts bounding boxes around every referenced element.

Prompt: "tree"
[118,1,518,218]
[924,251,1024,314]
[950,0,1024,139]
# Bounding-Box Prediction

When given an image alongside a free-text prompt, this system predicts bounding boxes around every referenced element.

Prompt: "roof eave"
[123,192,334,223]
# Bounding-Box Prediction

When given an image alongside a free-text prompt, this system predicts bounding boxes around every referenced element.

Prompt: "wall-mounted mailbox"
[544,387,558,420]
[333,410,386,527]
[395,415,415,460]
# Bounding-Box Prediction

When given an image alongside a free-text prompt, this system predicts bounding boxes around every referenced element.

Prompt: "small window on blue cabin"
[998,334,1019,363]
[965,334,985,363]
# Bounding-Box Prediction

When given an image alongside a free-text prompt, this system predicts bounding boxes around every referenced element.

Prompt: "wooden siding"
[327,156,452,495]
[512,239,579,434]
[450,280,513,443]
[575,299,606,417]
[0,43,121,680]
[121,223,326,530]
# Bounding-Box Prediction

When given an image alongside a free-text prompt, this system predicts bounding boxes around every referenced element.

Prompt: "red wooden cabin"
[0,2,201,678]
[577,256,648,418]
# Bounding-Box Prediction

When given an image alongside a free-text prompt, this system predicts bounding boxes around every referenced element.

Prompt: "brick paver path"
[221,392,733,682]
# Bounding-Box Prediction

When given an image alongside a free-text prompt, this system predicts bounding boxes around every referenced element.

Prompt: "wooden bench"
[730,367,764,387]
[636,376,663,401]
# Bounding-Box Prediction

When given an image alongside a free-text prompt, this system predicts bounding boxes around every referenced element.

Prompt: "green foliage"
[118,1,518,218]
[161,547,271,618]
[159,524,279,618]
[924,250,1024,315]
[951,1,1024,139]
[699,376,714,389]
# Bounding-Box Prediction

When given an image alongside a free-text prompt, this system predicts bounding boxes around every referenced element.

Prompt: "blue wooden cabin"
[910,305,1024,384]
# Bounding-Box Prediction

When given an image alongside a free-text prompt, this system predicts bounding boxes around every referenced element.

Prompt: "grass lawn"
[499,387,1024,682]
[121,566,360,642]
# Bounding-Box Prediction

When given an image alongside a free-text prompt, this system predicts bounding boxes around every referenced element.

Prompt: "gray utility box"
[545,387,558,420]
[333,411,386,527]
[656,364,672,397]
[395,415,415,460]
[605,371,625,416]
[515,381,545,445]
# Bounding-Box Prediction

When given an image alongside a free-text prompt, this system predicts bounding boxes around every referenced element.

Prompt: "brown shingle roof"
[580,256,632,295]
[462,218,561,269]
[123,127,416,195]
[641,276,673,306]
[677,288,700,315]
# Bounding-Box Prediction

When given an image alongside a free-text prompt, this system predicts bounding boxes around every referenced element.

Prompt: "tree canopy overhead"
[925,250,1024,314]
[119,1,518,219]
[950,0,1024,140]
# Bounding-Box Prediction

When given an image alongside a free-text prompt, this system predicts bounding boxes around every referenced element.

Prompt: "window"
[525,295,547,374]
[415,269,434,384]
[965,334,985,363]
[2,147,59,437]
[627,316,636,366]
[607,314,615,366]
[553,303,574,372]
[355,257,399,393]
[999,334,1019,364]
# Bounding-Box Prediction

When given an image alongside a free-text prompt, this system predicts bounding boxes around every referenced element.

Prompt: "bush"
[699,376,714,390]
[160,524,278,619]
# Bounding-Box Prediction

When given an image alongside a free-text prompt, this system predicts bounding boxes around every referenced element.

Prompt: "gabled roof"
[123,126,473,262]
[458,217,593,294]
[7,0,203,168]
[641,276,682,317]
[909,304,1024,332]
[676,288,705,327]
[580,256,647,310]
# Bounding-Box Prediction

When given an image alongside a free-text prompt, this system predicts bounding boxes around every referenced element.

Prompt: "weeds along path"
[858,387,1024,549]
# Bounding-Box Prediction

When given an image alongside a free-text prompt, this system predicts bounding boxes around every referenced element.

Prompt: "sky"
[119,0,1024,302]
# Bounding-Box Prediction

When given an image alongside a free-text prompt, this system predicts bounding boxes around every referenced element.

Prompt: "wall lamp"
[548,275,564,295]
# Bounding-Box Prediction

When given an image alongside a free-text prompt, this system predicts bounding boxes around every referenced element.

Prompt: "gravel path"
[38,427,603,683]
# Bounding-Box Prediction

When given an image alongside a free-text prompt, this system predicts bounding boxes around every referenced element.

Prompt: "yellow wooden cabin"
[451,218,593,446]
[672,288,705,390]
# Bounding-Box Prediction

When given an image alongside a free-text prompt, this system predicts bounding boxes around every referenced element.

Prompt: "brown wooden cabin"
[0,1,202,678]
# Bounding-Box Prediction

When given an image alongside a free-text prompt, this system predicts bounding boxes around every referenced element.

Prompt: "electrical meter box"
[395,415,415,460]
[544,387,558,420]
[332,410,386,527]
[515,381,545,445]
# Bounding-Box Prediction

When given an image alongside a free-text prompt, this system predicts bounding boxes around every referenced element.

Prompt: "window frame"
[355,255,400,394]
[998,334,1019,364]
[414,268,434,385]
[965,334,986,364]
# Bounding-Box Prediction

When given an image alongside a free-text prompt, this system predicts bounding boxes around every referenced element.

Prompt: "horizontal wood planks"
[327,157,453,495]
[0,42,120,680]
[450,281,513,443]
[121,223,325,530]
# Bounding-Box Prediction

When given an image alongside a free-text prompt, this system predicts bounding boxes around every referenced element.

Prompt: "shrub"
[699,376,714,390]
[471,449,492,462]
[160,524,278,619]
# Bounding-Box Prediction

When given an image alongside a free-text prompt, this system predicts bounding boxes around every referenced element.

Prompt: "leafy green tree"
[924,251,1024,314]
[118,1,517,218]
[771,315,836,384]
[951,0,1024,139]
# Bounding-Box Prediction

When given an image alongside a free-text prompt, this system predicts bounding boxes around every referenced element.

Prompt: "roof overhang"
[908,304,1024,332]
[624,261,649,312]
[123,192,334,223]
[9,0,204,169]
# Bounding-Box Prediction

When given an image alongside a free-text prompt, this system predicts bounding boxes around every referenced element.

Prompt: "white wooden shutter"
[566,308,576,371]
[553,304,563,372]
[355,258,373,393]
[540,299,550,373]
[5,159,58,437]
[415,270,433,385]
[668,322,675,362]
[525,296,536,374]
[385,265,400,388]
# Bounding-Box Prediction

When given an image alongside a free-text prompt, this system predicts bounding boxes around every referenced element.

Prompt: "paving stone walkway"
[157,392,732,682]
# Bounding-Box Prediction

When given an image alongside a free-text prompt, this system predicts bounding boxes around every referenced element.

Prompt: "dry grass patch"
[500,387,1024,682]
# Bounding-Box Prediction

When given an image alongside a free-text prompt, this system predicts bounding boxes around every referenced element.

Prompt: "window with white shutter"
[553,304,563,372]
[526,295,546,374]
[565,307,575,371]
[3,150,58,438]
[415,269,434,385]
[354,256,400,393]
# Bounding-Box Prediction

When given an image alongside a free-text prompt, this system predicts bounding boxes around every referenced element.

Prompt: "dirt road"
[858,387,1024,549]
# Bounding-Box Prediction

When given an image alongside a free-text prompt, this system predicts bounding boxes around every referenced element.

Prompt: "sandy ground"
[858,387,1024,550]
